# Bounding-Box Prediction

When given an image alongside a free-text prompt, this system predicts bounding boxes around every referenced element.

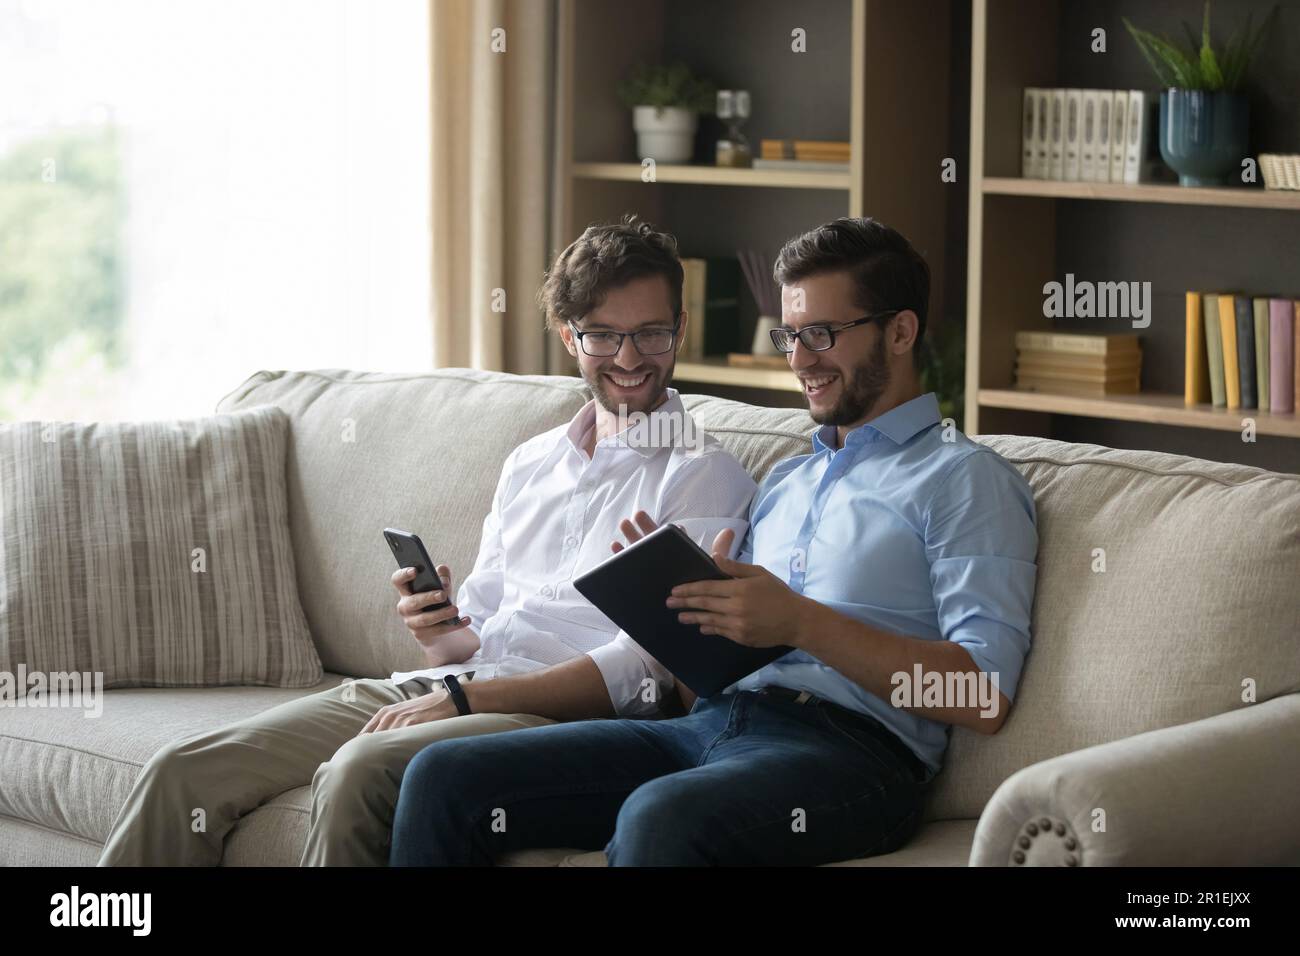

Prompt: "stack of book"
[1014,332,1142,396]
[1185,292,1298,412]
[1021,88,1160,184]
[754,139,850,174]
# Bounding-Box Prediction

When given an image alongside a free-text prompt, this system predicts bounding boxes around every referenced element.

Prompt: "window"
[0,0,431,421]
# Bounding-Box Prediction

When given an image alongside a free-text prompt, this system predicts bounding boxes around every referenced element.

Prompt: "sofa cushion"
[217,369,591,679]
[0,675,347,851]
[496,819,976,866]
[0,406,321,689]
[924,435,1300,822]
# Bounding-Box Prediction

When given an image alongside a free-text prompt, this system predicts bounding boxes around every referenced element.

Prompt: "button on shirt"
[729,392,1038,780]
[391,389,757,716]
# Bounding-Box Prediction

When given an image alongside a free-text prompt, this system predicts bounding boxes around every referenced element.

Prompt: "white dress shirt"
[390,388,756,715]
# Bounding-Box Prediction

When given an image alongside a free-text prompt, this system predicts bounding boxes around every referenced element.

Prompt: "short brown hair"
[774,217,930,367]
[537,215,683,332]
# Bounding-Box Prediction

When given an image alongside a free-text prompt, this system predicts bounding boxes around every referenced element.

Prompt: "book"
[681,258,706,361]
[1269,299,1295,413]
[1185,291,1210,405]
[1080,90,1100,181]
[1049,89,1065,179]
[1218,294,1241,409]
[1015,348,1142,370]
[1109,91,1128,182]
[1234,295,1257,408]
[1253,298,1270,415]
[1015,331,1139,355]
[1094,91,1112,182]
[1124,90,1147,185]
[1014,374,1140,397]
[1064,90,1083,181]
[1202,293,1226,407]
[1022,88,1039,178]
[1034,89,1051,178]
[1016,361,1142,384]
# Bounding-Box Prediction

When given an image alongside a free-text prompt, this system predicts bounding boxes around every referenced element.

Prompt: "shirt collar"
[565,387,687,459]
[812,392,942,453]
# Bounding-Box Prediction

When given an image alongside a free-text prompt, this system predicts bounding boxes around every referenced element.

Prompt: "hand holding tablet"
[575,520,792,697]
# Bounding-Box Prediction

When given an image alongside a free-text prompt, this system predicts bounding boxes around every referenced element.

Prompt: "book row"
[1185,293,1297,413]
[1021,88,1155,184]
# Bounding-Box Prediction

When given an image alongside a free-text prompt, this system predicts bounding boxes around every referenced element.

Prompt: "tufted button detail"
[1065,854,1078,866]
[1018,836,1030,849]
[1065,837,1077,850]
[1026,823,1038,836]
[1040,817,1052,830]
[1054,822,1066,836]
[1013,851,1025,864]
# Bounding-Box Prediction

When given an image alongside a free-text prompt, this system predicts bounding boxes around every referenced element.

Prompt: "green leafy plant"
[1123,1,1275,92]
[919,320,965,426]
[616,61,716,113]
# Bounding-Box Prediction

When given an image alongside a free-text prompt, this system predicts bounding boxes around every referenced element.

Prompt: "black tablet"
[573,523,791,698]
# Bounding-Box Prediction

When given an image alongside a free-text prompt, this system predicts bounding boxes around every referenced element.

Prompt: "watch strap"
[442,673,472,716]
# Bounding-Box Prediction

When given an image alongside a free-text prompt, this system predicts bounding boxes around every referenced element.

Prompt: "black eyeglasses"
[769,310,900,353]
[568,317,682,357]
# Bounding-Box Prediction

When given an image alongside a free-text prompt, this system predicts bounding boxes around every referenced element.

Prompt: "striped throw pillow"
[0,405,322,688]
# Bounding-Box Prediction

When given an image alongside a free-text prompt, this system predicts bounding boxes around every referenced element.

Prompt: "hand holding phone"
[384,528,469,634]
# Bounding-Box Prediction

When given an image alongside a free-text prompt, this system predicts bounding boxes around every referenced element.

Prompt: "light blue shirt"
[729,392,1038,779]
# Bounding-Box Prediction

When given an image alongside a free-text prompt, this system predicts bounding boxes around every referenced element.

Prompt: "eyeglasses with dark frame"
[567,317,682,357]
[769,309,901,354]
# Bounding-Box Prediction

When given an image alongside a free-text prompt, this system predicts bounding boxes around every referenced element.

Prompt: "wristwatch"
[442,674,472,716]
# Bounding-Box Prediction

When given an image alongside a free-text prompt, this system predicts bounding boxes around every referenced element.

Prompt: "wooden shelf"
[979,388,1300,439]
[983,177,1300,211]
[673,358,801,393]
[571,162,851,191]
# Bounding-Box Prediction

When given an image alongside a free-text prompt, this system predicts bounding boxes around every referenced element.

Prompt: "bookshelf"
[966,0,1300,472]
[551,0,952,398]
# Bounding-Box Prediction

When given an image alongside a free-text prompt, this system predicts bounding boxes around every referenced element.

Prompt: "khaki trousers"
[97,677,554,866]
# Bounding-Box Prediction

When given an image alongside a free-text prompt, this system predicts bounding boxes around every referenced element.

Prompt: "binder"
[1109,91,1128,183]
[1124,90,1147,185]
[1064,90,1083,181]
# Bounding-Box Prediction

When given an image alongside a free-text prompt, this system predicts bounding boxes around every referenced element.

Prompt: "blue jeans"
[390,689,929,866]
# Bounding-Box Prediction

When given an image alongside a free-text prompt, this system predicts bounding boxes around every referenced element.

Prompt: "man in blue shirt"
[389,217,1039,866]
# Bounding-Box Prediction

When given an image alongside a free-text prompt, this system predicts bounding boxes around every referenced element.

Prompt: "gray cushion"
[0,675,347,849]
[0,406,321,689]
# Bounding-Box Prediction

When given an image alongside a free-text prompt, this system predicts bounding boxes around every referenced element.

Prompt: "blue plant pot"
[1159,89,1249,187]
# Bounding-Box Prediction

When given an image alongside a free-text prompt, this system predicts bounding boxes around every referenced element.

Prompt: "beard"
[810,332,891,427]
[582,360,672,417]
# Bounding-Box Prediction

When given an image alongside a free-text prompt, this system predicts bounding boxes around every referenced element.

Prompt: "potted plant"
[616,62,716,164]
[1124,2,1275,186]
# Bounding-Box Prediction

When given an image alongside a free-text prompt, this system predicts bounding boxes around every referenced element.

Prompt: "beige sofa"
[3,368,1298,866]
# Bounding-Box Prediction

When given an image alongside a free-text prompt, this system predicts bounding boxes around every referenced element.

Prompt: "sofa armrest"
[969,693,1300,866]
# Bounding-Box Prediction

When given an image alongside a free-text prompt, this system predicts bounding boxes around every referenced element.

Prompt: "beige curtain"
[429,0,556,374]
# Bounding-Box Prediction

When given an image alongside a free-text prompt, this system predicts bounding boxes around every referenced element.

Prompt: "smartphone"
[383,528,465,624]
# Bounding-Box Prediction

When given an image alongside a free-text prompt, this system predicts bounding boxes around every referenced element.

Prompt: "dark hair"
[537,215,683,332]
[773,217,930,367]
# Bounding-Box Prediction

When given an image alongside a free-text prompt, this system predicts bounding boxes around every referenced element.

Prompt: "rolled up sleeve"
[925,450,1038,701]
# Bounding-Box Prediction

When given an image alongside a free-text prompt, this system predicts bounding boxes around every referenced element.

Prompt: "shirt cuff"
[587,631,675,717]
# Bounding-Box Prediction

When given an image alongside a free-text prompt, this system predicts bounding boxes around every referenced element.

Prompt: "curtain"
[429,0,556,375]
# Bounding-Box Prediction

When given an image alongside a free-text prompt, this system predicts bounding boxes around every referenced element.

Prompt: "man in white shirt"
[98,216,756,866]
